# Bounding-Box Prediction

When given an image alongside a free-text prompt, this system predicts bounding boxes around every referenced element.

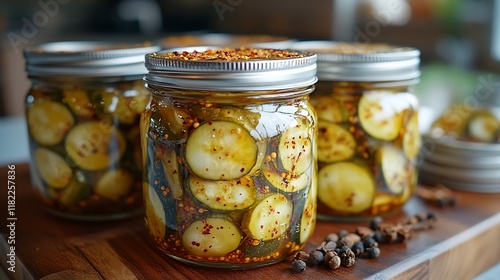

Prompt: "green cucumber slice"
[317,121,356,163]
[358,92,403,141]
[94,169,133,201]
[65,121,126,171]
[189,176,257,211]
[185,120,258,180]
[241,193,293,241]
[34,148,73,189]
[144,182,167,240]
[378,145,410,194]
[158,148,183,199]
[402,113,421,160]
[27,100,74,146]
[318,162,375,213]
[278,124,313,175]
[299,177,317,244]
[262,162,310,193]
[182,217,242,257]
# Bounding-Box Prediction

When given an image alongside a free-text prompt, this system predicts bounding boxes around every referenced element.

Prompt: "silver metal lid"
[144,46,317,91]
[291,41,420,82]
[24,41,160,77]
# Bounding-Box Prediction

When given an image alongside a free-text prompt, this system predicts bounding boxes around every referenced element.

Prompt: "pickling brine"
[142,48,318,268]
[24,41,159,220]
[293,41,421,220]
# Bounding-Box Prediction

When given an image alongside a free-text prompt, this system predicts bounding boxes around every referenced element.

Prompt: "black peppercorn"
[365,247,381,259]
[308,250,324,266]
[326,233,339,243]
[291,259,307,272]
[351,241,364,256]
[363,237,379,249]
[370,216,384,230]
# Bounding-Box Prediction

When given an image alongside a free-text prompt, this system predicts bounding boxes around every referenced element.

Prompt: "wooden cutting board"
[1,164,499,279]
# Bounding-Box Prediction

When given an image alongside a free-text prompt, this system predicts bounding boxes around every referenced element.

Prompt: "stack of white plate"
[419,136,500,193]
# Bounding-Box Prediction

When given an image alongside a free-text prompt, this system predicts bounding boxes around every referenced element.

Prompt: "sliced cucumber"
[317,162,375,213]
[34,148,73,189]
[65,121,126,171]
[262,162,310,193]
[27,100,75,146]
[101,92,137,125]
[378,145,410,194]
[156,101,191,140]
[317,121,356,163]
[182,217,242,257]
[278,123,313,175]
[60,172,92,207]
[144,183,167,240]
[63,88,94,117]
[185,120,258,180]
[189,176,256,211]
[158,148,183,199]
[193,106,261,133]
[241,193,293,241]
[358,92,403,141]
[310,96,346,123]
[94,169,133,201]
[467,110,500,143]
[402,113,421,160]
[299,178,316,244]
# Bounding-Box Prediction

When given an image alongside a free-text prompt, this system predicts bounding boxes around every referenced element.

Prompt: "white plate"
[421,150,500,169]
[420,161,500,184]
[419,172,500,193]
[422,135,500,156]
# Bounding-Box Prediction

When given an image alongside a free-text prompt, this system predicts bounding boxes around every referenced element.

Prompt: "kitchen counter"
[1,164,499,280]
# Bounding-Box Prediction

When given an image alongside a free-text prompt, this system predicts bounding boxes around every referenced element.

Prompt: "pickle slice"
[403,113,421,160]
[27,100,75,146]
[63,88,94,117]
[241,193,293,241]
[185,121,258,180]
[156,101,191,140]
[317,121,356,163]
[159,148,183,199]
[310,96,346,123]
[182,217,242,257]
[467,111,500,143]
[278,124,313,175]
[378,145,410,194]
[358,92,403,141]
[65,121,126,171]
[262,162,309,193]
[101,93,137,125]
[60,172,92,207]
[34,148,73,189]
[95,169,133,201]
[299,178,316,244]
[318,162,375,213]
[189,176,257,211]
[144,183,167,240]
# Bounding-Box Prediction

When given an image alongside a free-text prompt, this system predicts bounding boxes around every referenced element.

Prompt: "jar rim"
[291,41,420,82]
[144,46,318,91]
[24,41,160,77]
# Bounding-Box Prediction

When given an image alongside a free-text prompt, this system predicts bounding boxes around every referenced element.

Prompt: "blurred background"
[1,0,499,116]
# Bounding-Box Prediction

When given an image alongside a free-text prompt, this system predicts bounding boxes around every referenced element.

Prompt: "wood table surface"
[1,164,499,280]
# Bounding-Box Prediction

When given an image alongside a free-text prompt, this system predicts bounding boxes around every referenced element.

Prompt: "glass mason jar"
[293,41,421,220]
[23,41,160,221]
[142,47,318,269]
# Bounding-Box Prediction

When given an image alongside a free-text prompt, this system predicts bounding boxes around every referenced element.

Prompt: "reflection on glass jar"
[23,41,159,220]
[293,42,421,220]
[142,47,318,269]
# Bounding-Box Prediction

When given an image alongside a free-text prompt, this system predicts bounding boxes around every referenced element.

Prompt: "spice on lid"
[152,48,308,61]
